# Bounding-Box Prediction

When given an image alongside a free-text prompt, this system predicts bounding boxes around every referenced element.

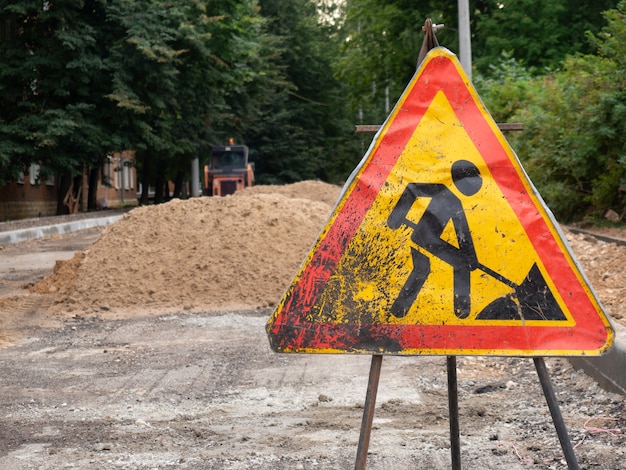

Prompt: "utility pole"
[191,157,200,197]
[458,0,472,81]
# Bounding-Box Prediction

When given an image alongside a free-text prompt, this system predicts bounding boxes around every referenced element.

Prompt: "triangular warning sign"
[266,48,614,357]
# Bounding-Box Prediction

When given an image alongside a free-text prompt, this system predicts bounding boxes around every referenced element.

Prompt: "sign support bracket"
[446,356,462,470]
[534,357,581,470]
[355,354,383,470]
[353,356,582,469]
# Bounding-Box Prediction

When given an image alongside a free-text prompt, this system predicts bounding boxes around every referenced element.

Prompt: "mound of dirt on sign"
[39,181,342,318]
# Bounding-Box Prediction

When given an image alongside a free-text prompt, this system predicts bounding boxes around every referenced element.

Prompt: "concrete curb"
[569,323,626,395]
[0,215,123,246]
[563,227,626,395]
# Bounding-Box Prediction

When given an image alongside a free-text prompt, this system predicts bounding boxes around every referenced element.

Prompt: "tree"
[507,1,626,221]
[105,0,289,202]
[473,51,537,123]
[337,0,448,126]
[105,0,200,204]
[243,0,359,184]
[336,0,620,132]
[0,0,283,206]
[472,0,619,74]
[0,0,111,212]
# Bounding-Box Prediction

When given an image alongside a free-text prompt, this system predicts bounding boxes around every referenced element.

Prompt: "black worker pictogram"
[387,160,567,322]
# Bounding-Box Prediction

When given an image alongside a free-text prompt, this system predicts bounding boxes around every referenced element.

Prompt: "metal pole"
[119,154,125,205]
[533,358,581,470]
[458,0,472,81]
[447,356,462,470]
[191,157,200,197]
[355,354,383,470]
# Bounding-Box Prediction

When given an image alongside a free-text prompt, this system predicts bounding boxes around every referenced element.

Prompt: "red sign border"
[267,48,613,356]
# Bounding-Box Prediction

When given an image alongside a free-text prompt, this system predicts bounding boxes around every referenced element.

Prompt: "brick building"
[0,151,138,222]
[98,151,138,211]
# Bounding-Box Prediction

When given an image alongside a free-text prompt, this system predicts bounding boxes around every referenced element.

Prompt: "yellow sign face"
[319,92,573,326]
[267,48,614,356]
[316,90,573,328]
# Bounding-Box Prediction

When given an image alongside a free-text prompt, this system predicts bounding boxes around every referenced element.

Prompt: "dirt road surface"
[0,227,625,469]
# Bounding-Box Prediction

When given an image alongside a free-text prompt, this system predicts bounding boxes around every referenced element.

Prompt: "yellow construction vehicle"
[203,142,254,196]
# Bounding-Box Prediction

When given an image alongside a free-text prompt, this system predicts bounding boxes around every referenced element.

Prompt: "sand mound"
[41,181,342,317]
[31,252,85,295]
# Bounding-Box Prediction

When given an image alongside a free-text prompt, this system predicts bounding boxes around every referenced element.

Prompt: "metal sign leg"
[447,356,462,470]
[355,354,383,470]
[533,357,581,470]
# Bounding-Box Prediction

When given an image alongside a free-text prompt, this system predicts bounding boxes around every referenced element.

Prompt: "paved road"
[0,227,104,298]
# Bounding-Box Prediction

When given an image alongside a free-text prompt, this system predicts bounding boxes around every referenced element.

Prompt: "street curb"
[0,215,123,246]
[569,323,626,395]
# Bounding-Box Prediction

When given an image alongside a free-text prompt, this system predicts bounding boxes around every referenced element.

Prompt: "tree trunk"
[56,173,72,215]
[164,179,171,201]
[88,166,99,210]
[153,171,165,204]
[173,170,185,198]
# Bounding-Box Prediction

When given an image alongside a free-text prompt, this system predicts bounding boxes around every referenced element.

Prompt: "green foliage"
[507,1,626,221]
[0,0,110,182]
[472,0,619,75]
[2,0,622,209]
[0,0,359,194]
[473,51,537,123]
[246,0,360,184]
[337,0,456,126]
[337,0,619,128]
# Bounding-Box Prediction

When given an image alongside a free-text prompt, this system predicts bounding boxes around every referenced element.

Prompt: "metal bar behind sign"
[355,123,523,133]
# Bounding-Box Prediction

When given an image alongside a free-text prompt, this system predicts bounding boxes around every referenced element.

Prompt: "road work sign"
[266,47,614,356]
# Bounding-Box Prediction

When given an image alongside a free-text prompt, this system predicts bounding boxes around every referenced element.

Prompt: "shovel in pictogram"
[475,262,567,321]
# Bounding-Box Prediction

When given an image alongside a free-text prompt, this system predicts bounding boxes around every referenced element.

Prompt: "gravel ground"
[1,205,625,469]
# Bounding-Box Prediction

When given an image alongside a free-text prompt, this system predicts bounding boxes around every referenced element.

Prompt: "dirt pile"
[33,180,626,326]
[564,230,626,323]
[31,253,85,295]
[39,181,342,317]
